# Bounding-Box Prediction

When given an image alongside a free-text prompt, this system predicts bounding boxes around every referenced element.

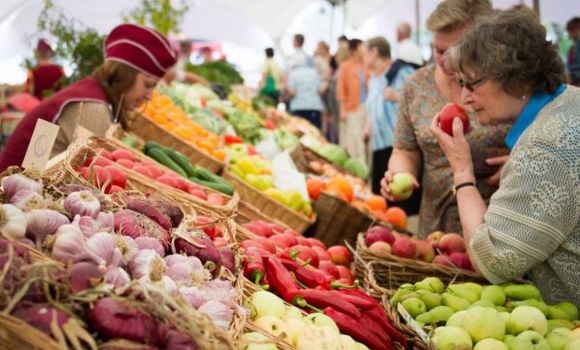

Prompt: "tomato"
[132,165,153,178]
[115,159,134,169]
[81,165,112,192]
[438,103,470,136]
[104,165,127,189]
[111,149,136,162]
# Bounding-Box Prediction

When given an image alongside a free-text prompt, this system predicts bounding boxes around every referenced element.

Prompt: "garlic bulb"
[26,209,69,246]
[10,190,47,211]
[179,286,205,309]
[104,266,130,288]
[64,191,100,218]
[95,212,114,232]
[115,235,139,266]
[51,223,105,267]
[2,174,42,202]
[128,250,166,280]
[134,237,165,256]
[139,275,178,295]
[86,233,117,266]
[0,204,27,240]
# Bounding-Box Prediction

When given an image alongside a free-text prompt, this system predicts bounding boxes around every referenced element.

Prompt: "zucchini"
[143,141,163,155]
[162,148,196,177]
[148,148,187,177]
[194,166,232,187]
[189,177,234,196]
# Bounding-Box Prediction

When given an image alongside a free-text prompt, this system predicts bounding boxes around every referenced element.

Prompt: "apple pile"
[364,226,473,272]
[391,277,580,350]
[77,148,225,205]
[242,290,372,350]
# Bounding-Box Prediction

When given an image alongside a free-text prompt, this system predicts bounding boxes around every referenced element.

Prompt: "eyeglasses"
[457,78,485,92]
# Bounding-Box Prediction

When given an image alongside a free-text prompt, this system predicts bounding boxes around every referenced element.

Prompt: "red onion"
[165,330,199,350]
[135,237,165,256]
[218,246,235,273]
[114,210,170,249]
[69,262,105,293]
[2,174,43,202]
[12,305,69,338]
[173,232,222,278]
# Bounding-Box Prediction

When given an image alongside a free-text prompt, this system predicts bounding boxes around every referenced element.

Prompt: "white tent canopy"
[0,0,578,85]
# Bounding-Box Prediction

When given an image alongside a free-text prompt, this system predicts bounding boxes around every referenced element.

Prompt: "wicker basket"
[125,112,225,174]
[105,122,145,150]
[290,143,349,176]
[236,199,290,230]
[354,233,488,298]
[222,170,315,234]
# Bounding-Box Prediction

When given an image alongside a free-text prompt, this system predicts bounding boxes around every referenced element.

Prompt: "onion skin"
[165,330,199,350]
[149,198,183,228]
[12,305,69,338]
[2,174,43,202]
[127,198,173,231]
[88,297,167,346]
[218,246,235,273]
[173,233,222,278]
[69,262,105,293]
[114,210,170,249]
[57,184,91,195]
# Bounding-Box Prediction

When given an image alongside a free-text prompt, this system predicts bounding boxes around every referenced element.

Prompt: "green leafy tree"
[123,0,190,36]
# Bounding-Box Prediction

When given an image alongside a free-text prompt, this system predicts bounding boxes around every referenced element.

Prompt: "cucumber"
[194,166,232,187]
[143,141,163,155]
[189,177,234,196]
[148,148,187,177]
[162,148,196,178]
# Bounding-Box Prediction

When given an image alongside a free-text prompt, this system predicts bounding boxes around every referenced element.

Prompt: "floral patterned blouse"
[394,64,511,238]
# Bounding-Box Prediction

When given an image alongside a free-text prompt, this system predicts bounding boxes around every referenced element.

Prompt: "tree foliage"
[123,0,190,36]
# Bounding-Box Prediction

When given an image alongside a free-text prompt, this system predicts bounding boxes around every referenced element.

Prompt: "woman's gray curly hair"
[450,8,565,97]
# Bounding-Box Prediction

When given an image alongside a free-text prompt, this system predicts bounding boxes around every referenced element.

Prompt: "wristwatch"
[452,182,476,196]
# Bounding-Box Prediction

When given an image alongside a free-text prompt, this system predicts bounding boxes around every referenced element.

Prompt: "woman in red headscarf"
[23,39,66,100]
[0,24,177,172]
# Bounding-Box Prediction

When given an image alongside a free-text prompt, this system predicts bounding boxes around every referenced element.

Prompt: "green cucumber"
[162,148,196,178]
[148,148,187,177]
[143,141,163,155]
[194,166,232,187]
[189,177,234,196]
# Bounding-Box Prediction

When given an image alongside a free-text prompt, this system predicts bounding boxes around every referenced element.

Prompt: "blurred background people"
[23,39,66,100]
[259,47,284,102]
[314,41,332,134]
[395,22,424,67]
[327,45,350,144]
[287,55,324,129]
[566,17,580,86]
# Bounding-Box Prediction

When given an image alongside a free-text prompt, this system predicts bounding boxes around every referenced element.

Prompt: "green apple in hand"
[510,330,550,350]
[389,173,415,201]
[474,338,509,350]
[248,291,287,320]
[242,332,277,350]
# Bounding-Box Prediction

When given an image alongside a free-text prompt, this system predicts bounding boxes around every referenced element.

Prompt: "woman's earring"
[522,95,527,100]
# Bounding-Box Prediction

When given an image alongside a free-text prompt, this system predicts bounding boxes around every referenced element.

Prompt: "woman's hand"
[485,155,509,186]
[429,115,475,184]
[380,170,420,202]
[384,87,400,102]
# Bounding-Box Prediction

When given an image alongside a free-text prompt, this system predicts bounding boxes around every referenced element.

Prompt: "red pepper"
[328,289,375,310]
[324,307,395,350]
[338,288,407,347]
[243,248,269,290]
[298,289,361,319]
[224,134,243,145]
[276,247,301,261]
[279,259,357,290]
[265,257,301,304]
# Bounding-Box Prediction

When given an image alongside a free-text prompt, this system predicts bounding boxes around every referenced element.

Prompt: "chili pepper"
[327,289,376,310]
[324,307,395,350]
[224,134,243,145]
[276,247,301,261]
[265,257,301,304]
[279,259,358,290]
[338,288,408,347]
[243,248,269,290]
[299,289,361,319]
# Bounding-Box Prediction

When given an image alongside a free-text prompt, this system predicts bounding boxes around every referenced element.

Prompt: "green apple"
[565,338,580,350]
[446,310,467,327]
[401,298,427,318]
[389,172,414,201]
[415,277,445,293]
[548,302,579,321]
[284,306,304,321]
[546,328,572,350]
[499,312,511,328]
[548,319,575,333]
[304,313,339,335]
[508,306,548,336]
[510,330,550,350]
[339,335,359,350]
[503,334,516,348]
[241,332,277,350]
[442,292,471,312]
[432,326,473,350]
[503,284,541,301]
[296,325,342,350]
[474,338,508,350]
[285,318,306,346]
[415,306,455,324]
[481,285,507,306]
[462,306,506,342]
[248,291,286,320]
[254,315,292,344]
[419,292,443,310]
[507,299,548,316]
[496,306,508,313]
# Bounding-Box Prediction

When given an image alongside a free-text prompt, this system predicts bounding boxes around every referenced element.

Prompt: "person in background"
[290,34,312,67]
[431,8,580,308]
[287,55,324,129]
[200,47,213,64]
[337,39,369,163]
[164,41,209,86]
[327,46,350,144]
[259,48,284,102]
[24,39,66,100]
[338,35,349,51]
[362,37,415,195]
[380,0,510,238]
[395,22,424,67]
[0,24,177,172]
[566,17,580,86]
[314,41,332,134]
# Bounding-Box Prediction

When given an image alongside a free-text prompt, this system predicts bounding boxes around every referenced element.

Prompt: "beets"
[173,232,222,278]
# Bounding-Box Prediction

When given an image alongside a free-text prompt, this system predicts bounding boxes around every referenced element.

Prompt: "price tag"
[397,303,431,344]
[21,119,60,172]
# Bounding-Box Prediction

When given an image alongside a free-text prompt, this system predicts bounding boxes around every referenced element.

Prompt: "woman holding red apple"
[431,9,580,307]
[380,0,510,238]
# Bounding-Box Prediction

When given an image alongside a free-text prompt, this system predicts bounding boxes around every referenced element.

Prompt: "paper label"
[397,303,431,343]
[21,119,60,172]
[74,126,94,142]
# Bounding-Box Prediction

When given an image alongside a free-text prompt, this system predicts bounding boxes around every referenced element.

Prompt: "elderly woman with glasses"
[431,8,580,307]
[380,0,510,238]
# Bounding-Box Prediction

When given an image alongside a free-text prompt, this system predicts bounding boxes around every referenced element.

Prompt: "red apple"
[306,238,326,249]
[290,245,319,267]
[268,233,298,250]
[415,240,435,263]
[295,236,312,247]
[433,254,452,267]
[449,252,471,270]
[427,231,444,251]
[369,241,392,254]
[318,260,340,279]
[336,265,355,284]
[312,246,331,261]
[365,226,395,246]
[438,233,466,255]
[327,245,352,267]
[391,237,419,260]
[438,103,470,136]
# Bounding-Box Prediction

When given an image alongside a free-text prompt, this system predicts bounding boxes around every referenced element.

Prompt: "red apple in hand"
[392,237,419,259]
[327,245,352,266]
[365,226,395,246]
[439,103,470,136]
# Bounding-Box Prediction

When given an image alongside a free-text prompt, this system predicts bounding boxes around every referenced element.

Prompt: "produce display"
[300,137,368,180]
[392,277,580,350]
